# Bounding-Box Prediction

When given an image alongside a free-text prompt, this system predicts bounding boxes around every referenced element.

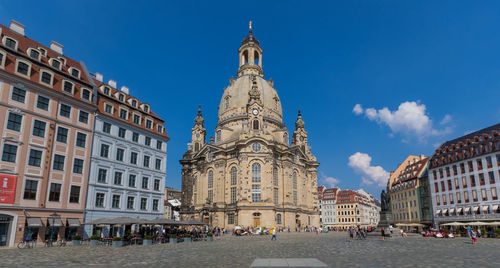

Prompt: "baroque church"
[180,24,320,230]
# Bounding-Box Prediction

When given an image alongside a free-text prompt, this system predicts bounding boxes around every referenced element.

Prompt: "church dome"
[218,75,283,124]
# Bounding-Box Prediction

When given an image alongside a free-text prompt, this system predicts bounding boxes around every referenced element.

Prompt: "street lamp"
[49,212,59,246]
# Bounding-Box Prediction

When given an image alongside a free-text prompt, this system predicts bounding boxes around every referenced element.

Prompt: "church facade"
[180,25,320,230]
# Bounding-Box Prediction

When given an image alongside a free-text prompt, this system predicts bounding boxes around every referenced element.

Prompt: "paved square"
[0,232,499,267]
[251,258,327,267]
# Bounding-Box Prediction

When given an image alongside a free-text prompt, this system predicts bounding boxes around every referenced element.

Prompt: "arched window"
[208,170,213,188]
[216,130,221,142]
[283,133,288,144]
[230,167,237,185]
[292,172,297,189]
[253,120,259,130]
[252,163,261,182]
[273,167,278,186]
[243,50,249,65]
[276,214,282,224]
[254,51,259,65]
[193,177,197,192]
[224,97,230,110]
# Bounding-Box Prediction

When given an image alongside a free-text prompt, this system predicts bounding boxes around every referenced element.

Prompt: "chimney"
[50,41,63,55]
[95,72,103,82]
[9,20,25,36]
[108,79,117,88]
[120,86,129,94]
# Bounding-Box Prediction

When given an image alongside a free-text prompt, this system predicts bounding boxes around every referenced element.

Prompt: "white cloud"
[352,104,363,115]
[354,101,451,140]
[320,172,340,188]
[440,114,452,125]
[348,152,389,187]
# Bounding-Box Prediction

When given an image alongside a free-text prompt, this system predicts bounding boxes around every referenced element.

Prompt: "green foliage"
[112,237,122,241]
[185,233,191,238]
[90,235,100,240]
[144,235,153,240]
[72,235,81,240]
[170,234,177,238]
[207,232,213,237]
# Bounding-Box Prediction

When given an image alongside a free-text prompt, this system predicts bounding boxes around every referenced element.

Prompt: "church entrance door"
[253,217,260,227]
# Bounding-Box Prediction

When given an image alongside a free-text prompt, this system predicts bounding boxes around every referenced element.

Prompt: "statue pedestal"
[378,211,393,228]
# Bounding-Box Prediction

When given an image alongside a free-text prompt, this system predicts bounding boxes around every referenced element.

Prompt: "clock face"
[252,108,259,115]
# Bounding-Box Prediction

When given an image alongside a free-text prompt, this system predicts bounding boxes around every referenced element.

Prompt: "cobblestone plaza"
[1,232,499,267]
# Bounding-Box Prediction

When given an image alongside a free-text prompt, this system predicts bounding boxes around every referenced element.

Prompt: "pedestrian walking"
[471,229,477,244]
[271,227,277,241]
[381,227,386,241]
[349,227,354,241]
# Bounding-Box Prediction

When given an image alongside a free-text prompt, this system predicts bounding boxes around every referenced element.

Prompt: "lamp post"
[49,212,58,246]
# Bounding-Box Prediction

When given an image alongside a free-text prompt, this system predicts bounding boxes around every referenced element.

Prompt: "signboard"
[0,174,17,203]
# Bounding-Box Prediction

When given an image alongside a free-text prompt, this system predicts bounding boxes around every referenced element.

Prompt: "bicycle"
[17,240,34,249]
[55,240,67,247]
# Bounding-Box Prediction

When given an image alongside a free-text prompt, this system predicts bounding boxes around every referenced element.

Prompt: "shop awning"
[465,207,471,212]
[27,217,43,227]
[442,209,448,214]
[48,218,63,227]
[449,208,455,214]
[67,218,81,227]
[473,206,479,212]
[493,205,499,211]
[482,206,489,212]
[457,208,463,213]
[435,209,441,215]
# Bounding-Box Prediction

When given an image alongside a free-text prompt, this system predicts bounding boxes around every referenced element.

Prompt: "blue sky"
[2,1,500,197]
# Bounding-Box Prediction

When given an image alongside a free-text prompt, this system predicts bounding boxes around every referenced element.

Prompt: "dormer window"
[81,89,91,101]
[157,125,163,134]
[119,108,128,120]
[58,57,66,65]
[104,103,113,114]
[29,49,40,60]
[69,67,80,79]
[4,37,17,50]
[103,87,110,96]
[40,71,53,86]
[63,81,74,94]
[143,105,149,113]
[131,99,137,107]
[38,47,46,56]
[133,114,141,125]
[118,94,124,102]
[15,59,31,77]
[50,58,61,70]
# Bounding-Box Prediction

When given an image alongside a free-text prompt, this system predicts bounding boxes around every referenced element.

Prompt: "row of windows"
[9,88,91,123]
[101,122,163,150]
[435,188,498,205]
[102,104,162,133]
[100,85,150,113]
[96,168,162,191]
[434,171,498,193]
[94,192,159,211]
[99,143,162,170]
[0,43,84,88]
[394,211,419,221]
[1,143,85,174]
[392,200,418,210]
[21,179,81,203]
[1,37,80,76]
[433,155,500,179]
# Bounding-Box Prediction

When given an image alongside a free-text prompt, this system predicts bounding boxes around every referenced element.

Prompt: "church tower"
[180,23,320,230]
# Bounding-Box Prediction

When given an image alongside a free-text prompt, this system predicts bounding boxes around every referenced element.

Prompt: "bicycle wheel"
[17,242,25,249]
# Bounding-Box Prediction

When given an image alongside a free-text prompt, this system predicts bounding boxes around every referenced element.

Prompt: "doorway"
[253,212,261,227]
[0,215,13,247]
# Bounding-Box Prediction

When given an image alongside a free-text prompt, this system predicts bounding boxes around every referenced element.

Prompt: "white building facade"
[429,124,500,228]
[83,79,169,237]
